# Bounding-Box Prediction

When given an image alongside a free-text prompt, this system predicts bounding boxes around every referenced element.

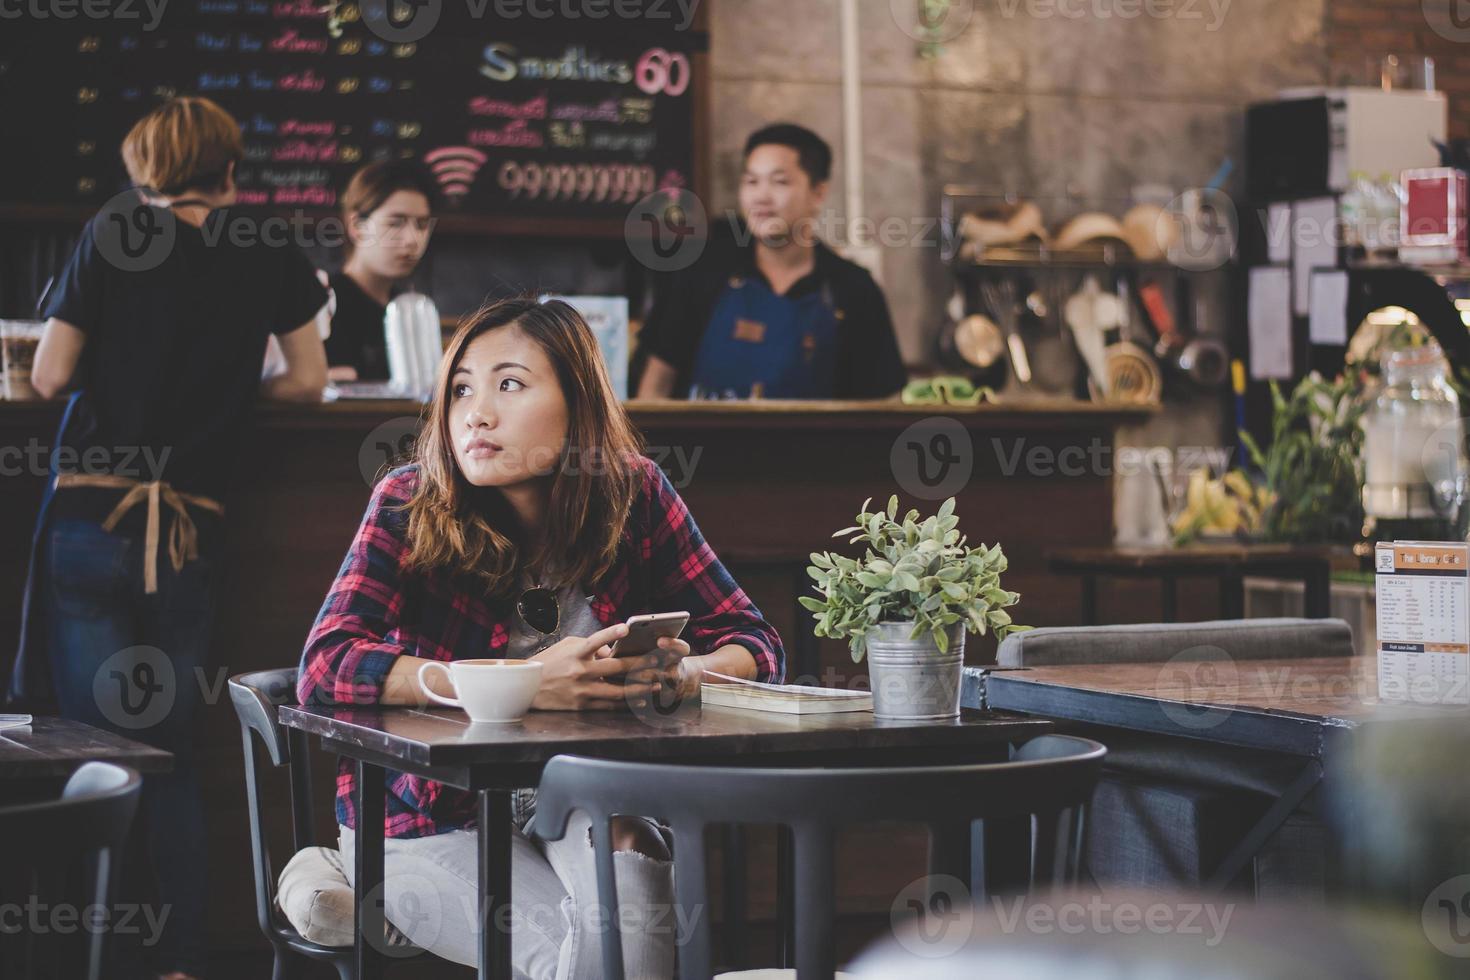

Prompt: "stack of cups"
[385,293,445,399]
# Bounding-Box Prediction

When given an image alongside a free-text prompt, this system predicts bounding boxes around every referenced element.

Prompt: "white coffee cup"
[418,659,543,723]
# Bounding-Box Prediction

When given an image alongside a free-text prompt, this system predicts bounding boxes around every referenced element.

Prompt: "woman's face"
[447,325,569,489]
[349,189,433,280]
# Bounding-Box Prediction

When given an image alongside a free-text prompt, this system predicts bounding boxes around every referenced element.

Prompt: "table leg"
[981,742,1030,896]
[1204,760,1322,894]
[355,761,385,980]
[1080,576,1098,626]
[776,826,795,968]
[721,825,748,970]
[1303,565,1331,619]
[1219,568,1244,620]
[1160,576,1178,623]
[478,790,514,980]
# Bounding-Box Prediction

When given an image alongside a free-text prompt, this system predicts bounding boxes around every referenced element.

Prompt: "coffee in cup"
[418,659,543,723]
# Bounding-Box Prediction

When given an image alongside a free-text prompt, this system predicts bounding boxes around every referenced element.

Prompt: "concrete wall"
[705,0,1326,364]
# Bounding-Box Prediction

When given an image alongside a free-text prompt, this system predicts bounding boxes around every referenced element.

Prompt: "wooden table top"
[1048,544,1336,572]
[0,716,174,778]
[279,702,1053,770]
[989,656,1465,727]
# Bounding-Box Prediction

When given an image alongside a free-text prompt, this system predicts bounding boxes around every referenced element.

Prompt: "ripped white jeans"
[338,812,675,979]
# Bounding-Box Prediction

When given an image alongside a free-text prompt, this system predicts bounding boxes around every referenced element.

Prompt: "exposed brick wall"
[1328,0,1470,139]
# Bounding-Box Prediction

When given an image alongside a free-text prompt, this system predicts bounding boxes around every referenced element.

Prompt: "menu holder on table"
[699,671,873,715]
[1375,541,1470,706]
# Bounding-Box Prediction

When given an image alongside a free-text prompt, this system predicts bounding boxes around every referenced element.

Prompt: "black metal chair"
[229,667,417,980]
[0,761,142,980]
[534,733,1107,980]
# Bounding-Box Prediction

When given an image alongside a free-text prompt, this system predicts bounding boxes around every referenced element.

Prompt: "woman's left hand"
[600,636,696,701]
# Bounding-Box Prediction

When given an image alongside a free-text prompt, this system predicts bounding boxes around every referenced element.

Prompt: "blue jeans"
[45,516,217,978]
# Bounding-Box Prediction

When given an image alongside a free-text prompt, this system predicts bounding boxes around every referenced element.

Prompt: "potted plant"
[800,496,1025,720]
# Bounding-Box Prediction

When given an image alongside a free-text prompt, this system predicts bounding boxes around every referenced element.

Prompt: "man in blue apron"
[634,124,907,400]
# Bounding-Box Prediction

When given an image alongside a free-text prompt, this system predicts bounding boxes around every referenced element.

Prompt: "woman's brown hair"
[341,159,438,257]
[121,97,244,196]
[401,297,644,599]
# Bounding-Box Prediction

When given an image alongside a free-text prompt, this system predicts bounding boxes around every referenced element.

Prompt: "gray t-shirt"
[508,574,604,829]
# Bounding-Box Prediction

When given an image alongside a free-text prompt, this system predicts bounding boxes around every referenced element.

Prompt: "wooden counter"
[0,394,1147,955]
[1,395,1151,673]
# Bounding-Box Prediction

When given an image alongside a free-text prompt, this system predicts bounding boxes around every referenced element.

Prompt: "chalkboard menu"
[0,2,705,230]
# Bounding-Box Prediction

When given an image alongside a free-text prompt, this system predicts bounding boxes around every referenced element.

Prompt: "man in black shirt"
[634,124,907,400]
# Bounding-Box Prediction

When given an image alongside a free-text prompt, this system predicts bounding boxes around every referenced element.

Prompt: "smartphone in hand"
[611,611,690,657]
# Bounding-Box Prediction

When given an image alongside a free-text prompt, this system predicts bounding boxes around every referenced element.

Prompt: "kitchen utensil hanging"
[1063,274,1119,398]
[1097,277,1162,404]
[1130,274,1229,390]
[980,277,1033,385]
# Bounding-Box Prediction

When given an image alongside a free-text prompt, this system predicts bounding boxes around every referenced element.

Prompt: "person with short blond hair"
[120,95,245,197]
[9,96,329,980]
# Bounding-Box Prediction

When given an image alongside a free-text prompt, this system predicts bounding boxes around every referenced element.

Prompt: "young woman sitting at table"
[297,297,785,976]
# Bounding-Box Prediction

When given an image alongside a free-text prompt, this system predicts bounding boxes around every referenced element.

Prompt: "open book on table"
[699,671,873,715]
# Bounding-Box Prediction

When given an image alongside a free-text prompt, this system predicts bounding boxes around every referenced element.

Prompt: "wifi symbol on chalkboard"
[424,146,487,200]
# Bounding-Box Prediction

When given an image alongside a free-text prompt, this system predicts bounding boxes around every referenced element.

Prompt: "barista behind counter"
[324,160,437,382]
[634,124,907,401]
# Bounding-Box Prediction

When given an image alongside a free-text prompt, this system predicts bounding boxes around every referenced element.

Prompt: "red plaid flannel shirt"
[297,454,785,838]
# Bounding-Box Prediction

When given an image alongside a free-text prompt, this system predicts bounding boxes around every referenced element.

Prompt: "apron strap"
[53,474,224,594]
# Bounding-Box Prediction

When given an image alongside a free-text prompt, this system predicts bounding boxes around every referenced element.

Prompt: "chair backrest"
[996,617,1355,667]
[0,760,142,856]
[227,667,316,939]
[0,762,142,980]
[534,734,1107,980]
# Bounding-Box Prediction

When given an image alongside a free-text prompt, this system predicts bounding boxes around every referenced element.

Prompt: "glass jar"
[1361,343,1466,521]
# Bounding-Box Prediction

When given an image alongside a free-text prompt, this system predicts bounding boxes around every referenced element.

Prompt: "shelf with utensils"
[951,245,1189,273]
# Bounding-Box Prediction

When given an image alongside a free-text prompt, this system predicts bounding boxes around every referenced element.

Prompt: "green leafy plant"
[1240,372,1367,544]
[799,496,1026,662]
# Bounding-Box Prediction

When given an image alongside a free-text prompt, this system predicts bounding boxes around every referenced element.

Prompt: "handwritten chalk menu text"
[0,3,703,221]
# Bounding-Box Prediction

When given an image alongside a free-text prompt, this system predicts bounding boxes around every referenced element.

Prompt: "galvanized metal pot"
[865,621,965,721]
